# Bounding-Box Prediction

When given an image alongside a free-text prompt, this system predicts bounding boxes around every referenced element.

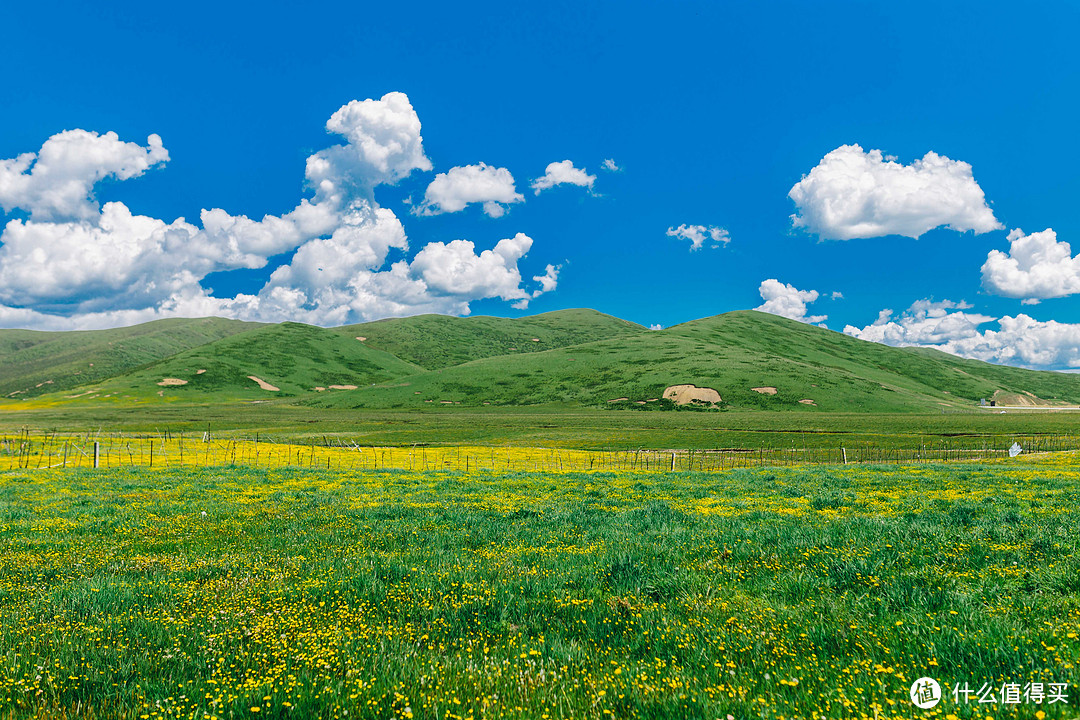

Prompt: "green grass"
[311,311,1080,412]
[337,308,646,370]
[2,403,1080,453]
[0,457,1076,718]
[8,310,1080,417]
[46,322,424,401]
[0,317,261,398]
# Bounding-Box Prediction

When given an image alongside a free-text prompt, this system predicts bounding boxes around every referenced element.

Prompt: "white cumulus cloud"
[0,129,169,222]
[981,227,1080,303]
[666,224,730,251]
[844,299,1080,370]
[415,163,524,217]
[531,160,595,194]
[601,158,620,172]
[789,144,1002,240]
[755,279,826,324]
[307,92,432,195]
[0,92,559,329]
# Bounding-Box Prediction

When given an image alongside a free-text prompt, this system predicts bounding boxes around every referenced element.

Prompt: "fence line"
[2,430,1076,474]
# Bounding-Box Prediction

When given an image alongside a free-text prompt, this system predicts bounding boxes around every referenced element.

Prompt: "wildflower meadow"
[0,450,1077,719]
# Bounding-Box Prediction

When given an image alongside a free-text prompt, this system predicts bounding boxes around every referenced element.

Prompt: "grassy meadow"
[0,454,1077,719]
[3,309,1080,718]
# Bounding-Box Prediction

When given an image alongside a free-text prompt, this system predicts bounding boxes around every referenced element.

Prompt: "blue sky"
[3,1,1080,369]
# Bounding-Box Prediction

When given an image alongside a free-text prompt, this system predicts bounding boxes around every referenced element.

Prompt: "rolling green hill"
[309,311,1080,412]
[0,317,261,398]
[75,322,425,401]
[337,309,646,369]
[8,310,1080,414]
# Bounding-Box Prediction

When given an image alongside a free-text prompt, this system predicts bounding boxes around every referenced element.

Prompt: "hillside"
[0,317,261,398]
[337,309,645,369]
[308,311,1080,412]
[58,322,424,401]
[8,310,1080,414]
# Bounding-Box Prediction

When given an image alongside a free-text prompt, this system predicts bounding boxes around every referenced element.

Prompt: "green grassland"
[0,457,1076,719]
[3,402,1080,454]
[100,322,424,399]
[311,311,1080,412]
[0,317,260,399]
[338,308,645,370]
[4,309,1080,454]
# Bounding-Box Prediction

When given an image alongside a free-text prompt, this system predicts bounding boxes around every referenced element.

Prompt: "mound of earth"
[752,386,777,395]
[663,384,721,405]
[799,399,816,406]
[157,378,188,386]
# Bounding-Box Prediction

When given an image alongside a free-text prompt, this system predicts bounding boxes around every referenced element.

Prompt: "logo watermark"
[909,677,1070,709]
[910,677,941,709]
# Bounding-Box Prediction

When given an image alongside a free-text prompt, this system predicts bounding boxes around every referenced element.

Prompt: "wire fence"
[2,430,1077,473]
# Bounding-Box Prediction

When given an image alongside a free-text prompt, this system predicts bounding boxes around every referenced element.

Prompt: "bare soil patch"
[157,378,188,387]
[992,390,1071,407]
[247,376,280,391]
[752,386,777,395]
[663,384,721,405]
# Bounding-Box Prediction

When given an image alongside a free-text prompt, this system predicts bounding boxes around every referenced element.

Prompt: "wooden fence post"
[93,442,100,469]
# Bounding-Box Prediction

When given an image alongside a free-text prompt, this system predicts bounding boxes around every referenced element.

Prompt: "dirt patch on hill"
[663,384,721,405]
[196,369,206,375]
[329,384,358,390]
[752,386,777,395]
[157,378,188,386]
[799,399,816,406]
[356,337,367,342]
[247,376,280,391]
[992,390,1070,407]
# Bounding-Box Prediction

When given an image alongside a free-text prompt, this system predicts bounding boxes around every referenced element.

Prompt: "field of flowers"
[1,432,1058,474]
[0,454,1077,719]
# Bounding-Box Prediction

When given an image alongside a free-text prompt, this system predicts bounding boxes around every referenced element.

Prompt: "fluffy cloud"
[0,129,168,222]
[666,224,730,251]
[244,228,556,323]
[981,227,1080,303]
[601,159,620,172]
[0,203,200,311]
[844,299,1080,370]
[531,160,595,194]
[844,299,989,346]
[0,92,559,329]
[415,163,524,217]
[755,279,827,324]
[306,92,432,196]
[789,144,1002,240]
[412,234,529,297]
